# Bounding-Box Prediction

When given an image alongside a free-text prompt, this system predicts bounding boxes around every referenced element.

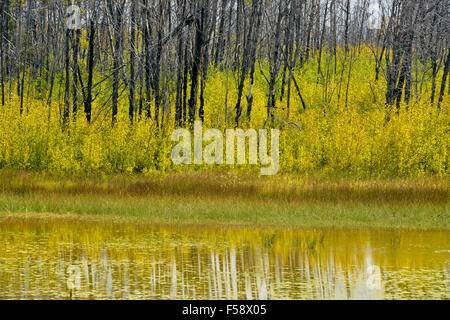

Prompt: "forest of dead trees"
[0,0,448,129]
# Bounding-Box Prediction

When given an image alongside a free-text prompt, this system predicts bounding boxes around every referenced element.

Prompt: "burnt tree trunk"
[175,0,187,126]
[266,1,284,122]
[235,0,259,125]
[143,0,152,120]
[188,0,208,125]
[0,0,5,106]
[438,50,450,110]
[84,15,96,123]
[72,29,81,117]
[128,0,136,123]
[109,1,125,125]
[246,0,263,121]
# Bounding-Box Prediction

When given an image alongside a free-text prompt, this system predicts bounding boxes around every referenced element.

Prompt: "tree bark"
[128,0,136,123]
[72,29,81,117]
[438,50,450,110]
[85,16,96,123]
[188,0,208,125]
[0,0,5,106]
[109,1,125,125]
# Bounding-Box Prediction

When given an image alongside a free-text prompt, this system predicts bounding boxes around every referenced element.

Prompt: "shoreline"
[0,211,449,232]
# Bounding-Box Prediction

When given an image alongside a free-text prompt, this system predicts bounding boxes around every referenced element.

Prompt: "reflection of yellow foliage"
[0,218,447,299]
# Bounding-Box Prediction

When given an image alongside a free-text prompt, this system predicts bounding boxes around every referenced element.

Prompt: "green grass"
[0,171,448,230]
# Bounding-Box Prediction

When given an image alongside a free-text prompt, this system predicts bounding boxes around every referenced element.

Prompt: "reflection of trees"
[0,222,447,299]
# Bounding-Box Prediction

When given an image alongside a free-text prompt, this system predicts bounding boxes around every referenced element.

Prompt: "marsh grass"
[0,170,447,230]
[0,170,448,205]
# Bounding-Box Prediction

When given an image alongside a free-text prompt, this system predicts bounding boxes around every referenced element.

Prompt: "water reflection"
[0,218,448,300]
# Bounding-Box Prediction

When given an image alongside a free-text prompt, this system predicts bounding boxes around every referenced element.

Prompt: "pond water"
[0,217,448,300]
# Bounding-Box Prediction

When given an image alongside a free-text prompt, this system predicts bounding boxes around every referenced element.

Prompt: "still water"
[0,217,448,300]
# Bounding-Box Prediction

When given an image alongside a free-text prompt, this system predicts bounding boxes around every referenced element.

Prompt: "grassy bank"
[0,171,448,230]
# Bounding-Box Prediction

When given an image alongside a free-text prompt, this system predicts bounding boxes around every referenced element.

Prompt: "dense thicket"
[0,0,448,177]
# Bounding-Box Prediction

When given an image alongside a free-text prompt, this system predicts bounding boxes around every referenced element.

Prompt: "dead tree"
[84,6,96,123]
[128,0,137,123]
[385,0,418,111]
[188,0,209,125]
[72,28,81,117]
[108,0,125,125]
[266,0,285,123]
[235,0,260,125]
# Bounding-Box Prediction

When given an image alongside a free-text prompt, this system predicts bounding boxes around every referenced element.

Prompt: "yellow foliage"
[0,54,448,178]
